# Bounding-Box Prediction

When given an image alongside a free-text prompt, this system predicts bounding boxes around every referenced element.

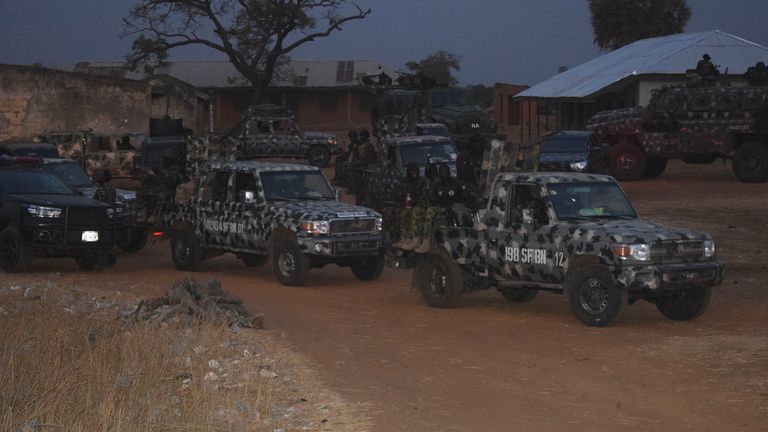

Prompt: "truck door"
[487,182,553,284]
[198,170,234,247]
[232,171,267,251]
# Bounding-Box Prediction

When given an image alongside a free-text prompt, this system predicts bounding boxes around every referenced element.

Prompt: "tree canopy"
[405,50,462,87]
[589,0,691,50]
[123,0,370,102]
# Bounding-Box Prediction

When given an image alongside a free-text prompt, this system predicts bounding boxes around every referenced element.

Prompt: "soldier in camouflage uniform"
[744,61,768,86]
[93,169,117,204]
[393,163,426,250]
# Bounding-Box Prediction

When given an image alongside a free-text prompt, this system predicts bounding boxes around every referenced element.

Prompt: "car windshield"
[260,171,334,201]
[540,139,588,153]
[0,171,74,195]
[41,161,93,188]
[400,142,457,165]
[429,90,467,107]
[547,182,636,219]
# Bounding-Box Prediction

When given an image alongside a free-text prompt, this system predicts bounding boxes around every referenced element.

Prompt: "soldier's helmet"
[702,53,711,61]
[93,169,111,184]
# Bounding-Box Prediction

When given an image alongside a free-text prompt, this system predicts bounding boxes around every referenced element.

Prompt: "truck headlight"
[375,217,383,232]
[613,243,651,261]
[570,160,588,171]
[25,205,63,218]
[327,137,338,145]
[703,240,715,257]
[300,220,329,235]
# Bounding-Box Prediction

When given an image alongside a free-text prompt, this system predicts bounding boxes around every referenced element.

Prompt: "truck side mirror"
[244,190,256,204]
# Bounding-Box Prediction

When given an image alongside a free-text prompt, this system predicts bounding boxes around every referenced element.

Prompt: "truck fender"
[562,254,606,300]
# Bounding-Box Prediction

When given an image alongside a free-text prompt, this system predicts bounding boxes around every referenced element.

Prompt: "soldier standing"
[393,163,426,250]
[694,54,719,85]
[744,61,768,86]
[93,169,116,204]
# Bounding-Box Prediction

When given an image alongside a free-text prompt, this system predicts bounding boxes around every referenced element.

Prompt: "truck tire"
[609,141,646,181]
[273,240,310,286]
[351,255,385,281]
[240,254,268,267]
[119,227,149,253]
[733,142,768,183]
[415,254,463,308]
[171,229,203,271]
[0,227,32,273]
[643,157,667,178]
[308,146,332,167]
[499,287,538,303]
[655,286,711,321]
[568,265,626,327]
[75,250,113,271]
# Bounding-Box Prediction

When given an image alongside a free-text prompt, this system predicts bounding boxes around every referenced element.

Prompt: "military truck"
[412,171,724,326]
[42,131,145,179]
[426,88,499,150]
[228,105,343,167]
[164,161,385,286]
[587,84,768,182]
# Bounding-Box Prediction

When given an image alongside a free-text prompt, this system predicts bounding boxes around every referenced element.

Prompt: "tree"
[589,0,691,51]
[405,50,461,87]
[123,0,370,103]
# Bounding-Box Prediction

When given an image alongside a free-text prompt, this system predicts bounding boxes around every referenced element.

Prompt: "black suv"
[0,157,119,272]
[536,131,607,174]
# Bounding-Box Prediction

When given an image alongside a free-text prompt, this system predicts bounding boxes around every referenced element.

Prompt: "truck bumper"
[297,234,382,257]
[613,261,725,291]
[20,224,118,256]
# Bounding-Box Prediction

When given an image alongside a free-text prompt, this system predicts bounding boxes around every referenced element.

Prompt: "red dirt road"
[10,161,768,431]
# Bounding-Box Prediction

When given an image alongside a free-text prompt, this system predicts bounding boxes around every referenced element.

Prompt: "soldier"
[744,61,768,86]
[434,164,461,208]
[392,163,425,250]
[92,169,116,204]
[694,53,719,85]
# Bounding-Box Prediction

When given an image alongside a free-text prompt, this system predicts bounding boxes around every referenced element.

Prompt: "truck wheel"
[240,254,268,267]
[351,255,385,281]
[655,286,711,321]
[733,142,768,183]
[415,255,463,308]
[75,251,112,271]
[568,265,626,327]
[499,287,538,303]
[609,141,646,181]
[273,240,309,286]
[308,146,332,167]
[643,157,667,178]
[0,227,32,273]
[119,227,149,253]
[171,229,203,271]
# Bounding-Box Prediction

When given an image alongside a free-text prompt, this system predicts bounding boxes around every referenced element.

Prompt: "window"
[116,135,133,151]
[235,172,258,203]
[319,93,338,112]
[87,136,112,152]
[508,184,548,225]
[201,171,231,202]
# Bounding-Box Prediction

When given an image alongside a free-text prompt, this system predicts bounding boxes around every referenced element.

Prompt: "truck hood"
[13,194,113,208]
[560,219,710,244]
[76,187,136,203]
[268,200,381,221]
[539,152,587,164]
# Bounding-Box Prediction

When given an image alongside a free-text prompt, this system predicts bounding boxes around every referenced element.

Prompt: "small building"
[506,30,768,144]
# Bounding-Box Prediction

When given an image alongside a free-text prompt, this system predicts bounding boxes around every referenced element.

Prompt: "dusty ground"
[4,160,768,431]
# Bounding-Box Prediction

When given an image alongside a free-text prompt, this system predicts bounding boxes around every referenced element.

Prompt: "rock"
[208,359,221,370]
[235,400,246,412]
[15,419,41,432]
[203,371,218,382]
[260,368,278,379]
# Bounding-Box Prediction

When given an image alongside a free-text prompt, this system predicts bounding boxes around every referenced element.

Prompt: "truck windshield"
[41,161,93,188]
[547,182,636,219]
[260,171,334,201]
[0,171,74,195]
[540,139,588,153]
[400,142,457,165]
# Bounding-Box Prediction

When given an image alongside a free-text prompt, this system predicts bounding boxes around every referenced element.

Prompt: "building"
[72,60,401,140]
[507,30,768,144]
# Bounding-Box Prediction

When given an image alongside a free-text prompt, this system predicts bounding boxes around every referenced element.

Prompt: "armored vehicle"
[536,130,608,174]
[587,84,768,182]
[413,171,724,326]
[0,156,120,272]
[229,105,342,167]
[165,161,384,286]
[42,131,144,179]
[426,88,499,150]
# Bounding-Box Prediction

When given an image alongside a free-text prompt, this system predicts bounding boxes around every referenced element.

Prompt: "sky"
[1,0,767,86]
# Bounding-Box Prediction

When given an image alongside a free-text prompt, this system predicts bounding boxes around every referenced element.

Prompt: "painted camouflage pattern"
[587,84,768,156]
[43,132,144,178]
[165,161,382,257]
[431,172,724,293]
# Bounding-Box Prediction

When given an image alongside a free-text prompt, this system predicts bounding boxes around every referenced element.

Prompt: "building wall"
[146,77,209,135]
[0,65,149,142]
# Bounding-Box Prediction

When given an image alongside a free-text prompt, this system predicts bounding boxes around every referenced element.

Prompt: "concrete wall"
[0,65,149,142]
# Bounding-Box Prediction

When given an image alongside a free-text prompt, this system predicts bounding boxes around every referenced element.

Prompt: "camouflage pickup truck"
[413,172,725,326]
[166,161,384,286]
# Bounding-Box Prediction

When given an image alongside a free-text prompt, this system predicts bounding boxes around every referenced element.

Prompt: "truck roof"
[383,135,454,146]
[204,160,321,173]
[496,171,616,185]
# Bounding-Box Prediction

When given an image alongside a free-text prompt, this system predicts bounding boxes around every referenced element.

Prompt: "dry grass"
[0,286,369,432]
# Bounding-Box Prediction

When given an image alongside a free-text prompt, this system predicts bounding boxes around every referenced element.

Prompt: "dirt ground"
[5,160,768,431]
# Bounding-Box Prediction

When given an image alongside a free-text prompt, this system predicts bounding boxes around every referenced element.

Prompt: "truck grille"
[67,207,110,226]
[652,240,704,264]
[456,118,494,136]
[330,218,377,234]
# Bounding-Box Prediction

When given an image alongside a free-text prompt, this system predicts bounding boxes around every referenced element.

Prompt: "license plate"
[81,231,99,242]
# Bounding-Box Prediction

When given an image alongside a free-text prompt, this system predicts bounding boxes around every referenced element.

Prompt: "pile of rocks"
[129,277,263,329]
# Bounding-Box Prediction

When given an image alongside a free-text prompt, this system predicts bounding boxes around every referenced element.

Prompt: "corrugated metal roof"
[516,30,768,99]
[71,60,399,88]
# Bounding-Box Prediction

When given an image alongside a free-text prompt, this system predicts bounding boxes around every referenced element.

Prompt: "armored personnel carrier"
[587,84,768,182]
